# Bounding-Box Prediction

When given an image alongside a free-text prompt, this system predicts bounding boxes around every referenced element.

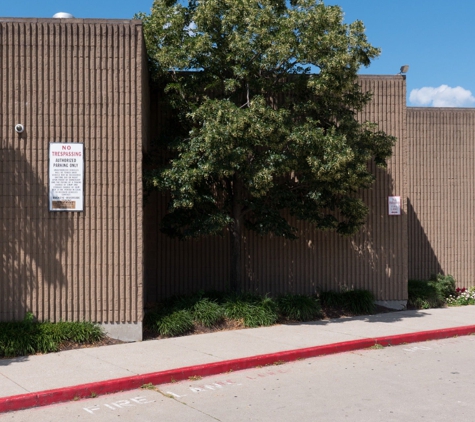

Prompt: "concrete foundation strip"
[2,325,475,414]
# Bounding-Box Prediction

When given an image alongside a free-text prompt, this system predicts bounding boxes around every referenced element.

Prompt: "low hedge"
[0,313,104,358]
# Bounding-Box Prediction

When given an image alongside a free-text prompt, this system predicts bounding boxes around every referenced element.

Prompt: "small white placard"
[388,196,401,216]
[49,143,84,211]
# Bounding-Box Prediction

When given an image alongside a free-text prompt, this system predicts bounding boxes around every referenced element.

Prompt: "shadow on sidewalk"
[296,308,431,327]
[0,356,29,367]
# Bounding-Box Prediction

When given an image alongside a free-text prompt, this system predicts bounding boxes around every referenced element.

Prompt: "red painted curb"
[1,324,475,414]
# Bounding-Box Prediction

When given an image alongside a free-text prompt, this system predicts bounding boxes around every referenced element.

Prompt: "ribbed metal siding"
[145,76,408,302]
[407,108,475,287]
[0,19,144,323]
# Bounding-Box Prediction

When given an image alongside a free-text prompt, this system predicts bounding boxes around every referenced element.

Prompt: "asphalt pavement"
[1,306,475,413]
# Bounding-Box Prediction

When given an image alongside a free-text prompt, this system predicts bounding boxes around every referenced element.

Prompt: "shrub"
[0,314,104,358]
[428,274,456,299]
[223,294,278,328]
[39,321,103,344]
[277,294,322,321]
[155,309,194,337]
[143,307,164,330]
[408,274,457,309]
[408,279,445,309]
[192,298,224,327]
[145,288,377,338]
[319,289,375,315]
[341,290,375,315]
[319,290,344,308]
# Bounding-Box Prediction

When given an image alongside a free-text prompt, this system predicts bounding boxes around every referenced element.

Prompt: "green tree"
[140,0,396,292]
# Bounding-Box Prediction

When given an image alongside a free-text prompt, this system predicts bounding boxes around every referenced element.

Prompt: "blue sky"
[2,0,474,107]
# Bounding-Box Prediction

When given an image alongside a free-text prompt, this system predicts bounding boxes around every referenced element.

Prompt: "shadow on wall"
[407,198,443,280]
[143,82,408,301]
[238,165,408,300]
[0,143,73,321]
[144,163,408,302]
[335,165,408,301]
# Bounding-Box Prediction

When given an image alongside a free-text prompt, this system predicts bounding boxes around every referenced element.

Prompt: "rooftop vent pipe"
[53,12,74,18]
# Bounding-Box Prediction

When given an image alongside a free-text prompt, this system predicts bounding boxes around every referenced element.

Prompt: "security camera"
[15,124,24,133]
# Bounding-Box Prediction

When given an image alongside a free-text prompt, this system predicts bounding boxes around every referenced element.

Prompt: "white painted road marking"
[83,396,155,414]
[403,346,432,352]
[165,368,290,398]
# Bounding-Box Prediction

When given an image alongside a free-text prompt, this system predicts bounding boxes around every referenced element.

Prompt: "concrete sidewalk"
[1,306,475,413]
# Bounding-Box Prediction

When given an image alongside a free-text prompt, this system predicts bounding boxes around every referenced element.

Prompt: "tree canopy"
[140,0,396,292]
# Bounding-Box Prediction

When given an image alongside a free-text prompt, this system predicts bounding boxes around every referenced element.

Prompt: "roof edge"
[357,74,406,80]
[408,106,475,111]
[0,17,142,25]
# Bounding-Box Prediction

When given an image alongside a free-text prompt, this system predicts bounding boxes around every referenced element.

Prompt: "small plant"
[447,287,475,306]
[223,294,278,328]
[370,344,384,350]
[189,375,202,381]
[408,279,444,309]
[277,294,322,321]
[141,383,156,390]
[319,289,375,315]
[192,298,224,327]
[0,315,104,358]
[429,274,456,299]
[156,310,194,337]
[342,290,375,315]
[90,392,97,398]
[143,288,376,339]
[24,311,35,323]
[143,308,164,330]
[408,274,457,309]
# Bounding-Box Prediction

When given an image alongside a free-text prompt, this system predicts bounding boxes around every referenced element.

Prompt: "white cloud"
[184,21,197,36]
[409,85,475,107]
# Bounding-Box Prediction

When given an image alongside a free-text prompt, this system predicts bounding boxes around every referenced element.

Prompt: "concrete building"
[1,16,475,340]
[0,17,148,341]
[407,108,475,287]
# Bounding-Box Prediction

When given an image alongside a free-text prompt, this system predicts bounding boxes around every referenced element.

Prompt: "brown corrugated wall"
[407,107,475,287]
[144,75,408,302]
[0,18,145,323]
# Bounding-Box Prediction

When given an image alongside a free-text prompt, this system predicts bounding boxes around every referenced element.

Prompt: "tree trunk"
[229,175,243,293]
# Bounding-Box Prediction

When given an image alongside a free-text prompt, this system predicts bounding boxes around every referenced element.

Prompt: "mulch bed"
[57,336,126,352]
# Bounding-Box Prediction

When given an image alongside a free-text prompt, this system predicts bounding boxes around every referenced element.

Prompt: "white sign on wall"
[49,143,84,211]
[388,196,401,216]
